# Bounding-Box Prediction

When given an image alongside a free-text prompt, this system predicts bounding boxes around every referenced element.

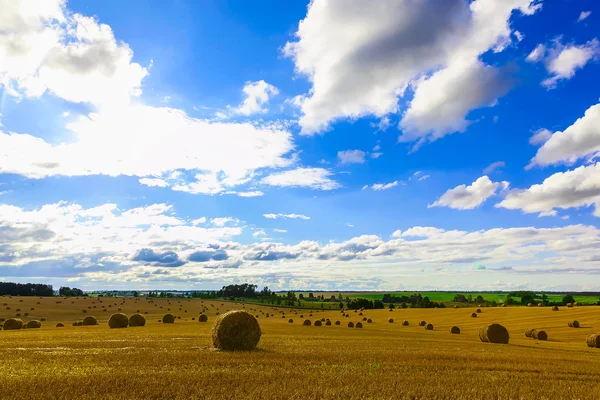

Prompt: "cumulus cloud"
[430,176,509,209]
[363,181,400,191]
[337,150,367,165]
[263,213,310,220]
[0,0,147,106]
[132,248,184,267]
[527,38,600,89]
[578,11,591,22]
[529,128,553,146]
[188,249,229,262]
[139,178,169,188]
[497,163,600,217]
[483,161,505,174]
[284,0,540,143]
[261,167,340,190]
[528,103,600,167]
[232,80,279,116]
[210,217,239,227]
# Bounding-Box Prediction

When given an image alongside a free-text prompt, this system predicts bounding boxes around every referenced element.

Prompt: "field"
[2,296,600,399]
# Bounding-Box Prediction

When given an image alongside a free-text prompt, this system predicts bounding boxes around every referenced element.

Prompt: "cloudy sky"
[1,0,600,292]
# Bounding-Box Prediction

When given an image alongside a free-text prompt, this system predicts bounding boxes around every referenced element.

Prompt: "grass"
[1,296,600,399]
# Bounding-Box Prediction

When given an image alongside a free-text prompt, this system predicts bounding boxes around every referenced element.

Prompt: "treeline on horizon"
[0,282,86,297]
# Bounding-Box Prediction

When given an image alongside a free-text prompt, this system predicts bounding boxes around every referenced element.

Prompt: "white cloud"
[430,176,509,209]
[371,153,383,159]
[192,217,206,225]
[363,181,399,191]
[273,229,287,233]
[337,150,366,165]
[252,229,267,237]
[210,217,239,227]
[529,128,553,146]
[261,167,340,190]
[529,103,600,167]
[497,163,600,217]
[263,213,310,220]
[578,11,591,22]
[0,1,147,106]
[418,175,430,181]
[528,38,600,89]
[483,161,505,174]
[284,0,540,141]
[232,80,279,116]
[234,191,264,197]
[139,177,169,188]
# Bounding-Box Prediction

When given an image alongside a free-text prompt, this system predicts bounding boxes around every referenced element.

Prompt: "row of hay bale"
[524,328,547,340]
[2,319,42,330]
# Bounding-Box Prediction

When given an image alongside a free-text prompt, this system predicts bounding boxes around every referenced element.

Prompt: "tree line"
[0,282,86,297]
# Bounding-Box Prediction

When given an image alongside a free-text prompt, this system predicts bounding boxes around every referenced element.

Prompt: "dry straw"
[568,320,580,328]
[479,323,509,344]
[130,314,146,327]
[162,313,175,323]
[26,320,41,329]
[3,318,23,330]
[587,334,600,348]
[532,329,547,340]
[211,310,261,351]
[82,316,98,326]
[108,313,129,328]
[199,314,208,322]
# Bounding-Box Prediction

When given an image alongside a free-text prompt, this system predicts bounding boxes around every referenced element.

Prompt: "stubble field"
[1,296,600,399]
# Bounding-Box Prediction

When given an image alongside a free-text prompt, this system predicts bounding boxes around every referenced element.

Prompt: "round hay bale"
[388,318,394,323]
[471,312,477,318]
[568,320,580,328]
[288,318,294,323]
[211,310,261,351]
[425,323,433,330]
[335,320,340,325]
[419,320,426,326]
[402,320,409,326]
[325,320,331,326]
[454,305,459,309]
[355,322,363,328]
[72,322,78,326]
[199,314,208,322]
[314,320,322,326]
[552,306,559,311]
[501,303,507,307]
[26,320,41,329]
[56,323,64,328]
[367,318,372,323]
[532,329,547,340]
[299,314,304,318]
[587,333,600,348]
[450,326,460,334]
[527,303,533,307]
[358,312,363,316]
[303,319,311,326]
[567,303,574,308]
[362,317,367,321]
[525,328,535,338]
[162,314,175,323]
[347,322,354,328]
[77,321,83,326]
[476,308,482,313]
[82,316,97,326]
[574,301,581,306]
[108,313,129,328]
[130,314,146,327]
[479,323,509,344]
[537,303,544,307]
[3,318,23,330]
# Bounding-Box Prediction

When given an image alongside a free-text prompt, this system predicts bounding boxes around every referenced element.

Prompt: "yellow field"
[1,296,600,399]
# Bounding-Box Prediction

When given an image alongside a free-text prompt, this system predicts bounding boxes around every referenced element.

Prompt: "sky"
[1,0,600,292]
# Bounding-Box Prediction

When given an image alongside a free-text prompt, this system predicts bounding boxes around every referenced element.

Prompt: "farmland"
[1,296,600,399]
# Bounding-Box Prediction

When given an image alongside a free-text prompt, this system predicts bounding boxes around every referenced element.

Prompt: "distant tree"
[298,293,304,300]
[562,294,575,305]
[521,293,535,305]
[475,295,484,304]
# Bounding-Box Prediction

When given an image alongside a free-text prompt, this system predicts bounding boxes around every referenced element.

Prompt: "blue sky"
[1,0,600,291]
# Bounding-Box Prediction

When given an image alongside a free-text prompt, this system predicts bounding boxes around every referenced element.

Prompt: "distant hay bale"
[358,312,363,316]
[388,318,394,323]
[314,320,322,326]
[40,318,46,322]
[402,320,409,326]
[552,306,559,311]
[335,321,340,325]
[82,316,98,326]
[299,314,304,318]
[501,303,506,307]
[355,322,363,328]
[303,319,311,326]
[527,303,533,307]
[538,303,544,307]
[574,302,581,306]
[72,322,78,326]
[532,329,547,340]
[450,326,460,334]
[108,313,129,328]
[525,328,535,338]
[77,322,83,326]
[325,320,331,326]
[56,323,64,328]
[211,310,261,351]
[362,317,367,321]
[454,305,459,309]
[419,320,426,326]
[3,318,23,330]
[199,314,208,322]
[567,303,574,308]
[471,313,477,318]
[479,323,509,344]
[425,323,433,330]
[587,334,600,348]
[568,320,580,328]
[130,314,146,327]
[288,319,294,323]
[26,320,41,329]
[476,308,482,313]
[367,318,372,323]
[162,314,175,324]
[348,322,354,328]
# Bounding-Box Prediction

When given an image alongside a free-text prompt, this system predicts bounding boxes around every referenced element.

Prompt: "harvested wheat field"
[1,296,600,399]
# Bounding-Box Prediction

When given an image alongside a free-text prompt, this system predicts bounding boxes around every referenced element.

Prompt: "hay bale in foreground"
[402,320,409,326]
[568,320,580,328]
[26,320,41,329]
[162,313,175,324]
[303,319,311,326]
[211,310,261,351]
[314,320,322,326]
[479,323,509,344]
[348,322,354,328]
[425,323,433,330]
[3,318,23,330]
[552,306,559,311]
[532,329,547,340]
[56,323,64,328]
[82,316,97,326]
[450,326,460,334]
[525,328,535,338]
[419,320,426,326]
[587,334,600,348]
[130,314,146,327]
[355,322,363,328]
[199,314,208,322]
[108,313,129,328]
